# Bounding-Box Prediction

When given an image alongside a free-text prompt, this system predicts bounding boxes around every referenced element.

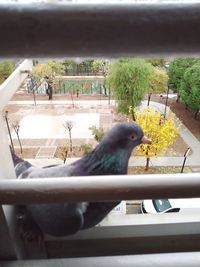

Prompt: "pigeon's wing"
[13,158,85,236]
[81,201,120,229]
[28,202,85,236]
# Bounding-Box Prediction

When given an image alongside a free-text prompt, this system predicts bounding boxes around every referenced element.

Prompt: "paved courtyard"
[11,113,100,139]
[6,99,200,168]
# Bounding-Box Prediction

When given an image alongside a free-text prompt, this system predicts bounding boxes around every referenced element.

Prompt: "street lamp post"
[163,85,170,119]
[4,111,15,152]
[181,147,191,173]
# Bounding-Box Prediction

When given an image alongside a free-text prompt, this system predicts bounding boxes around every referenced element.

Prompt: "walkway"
[8,100,116,106]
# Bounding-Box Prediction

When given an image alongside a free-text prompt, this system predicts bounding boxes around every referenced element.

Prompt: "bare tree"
[63,120,74,152]
[12,121,22,153]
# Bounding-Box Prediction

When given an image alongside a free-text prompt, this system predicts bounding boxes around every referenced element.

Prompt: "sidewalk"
[8,100,116,106]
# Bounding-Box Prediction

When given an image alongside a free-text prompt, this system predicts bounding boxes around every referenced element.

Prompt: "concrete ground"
[7,99,200,169]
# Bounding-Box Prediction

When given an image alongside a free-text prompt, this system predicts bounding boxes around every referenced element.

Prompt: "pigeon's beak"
[141,135,152,144]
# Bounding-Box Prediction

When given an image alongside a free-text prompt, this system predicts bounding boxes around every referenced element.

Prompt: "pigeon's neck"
[74,144,131,176]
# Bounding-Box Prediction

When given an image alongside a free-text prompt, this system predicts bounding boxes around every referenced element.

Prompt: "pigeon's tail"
[10,146,25,167]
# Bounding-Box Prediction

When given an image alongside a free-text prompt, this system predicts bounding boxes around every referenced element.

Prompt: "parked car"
[141,198,200,214]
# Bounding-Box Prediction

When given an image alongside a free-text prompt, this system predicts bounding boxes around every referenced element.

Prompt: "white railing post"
[0,59,33,180]
[0,59,33,260]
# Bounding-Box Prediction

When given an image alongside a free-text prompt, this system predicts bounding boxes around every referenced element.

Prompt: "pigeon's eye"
[129,134,137,140]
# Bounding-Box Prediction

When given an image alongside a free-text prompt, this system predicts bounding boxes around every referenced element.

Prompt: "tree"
[168,58,199,95]
[12,121,22,153]
[90,125,105,143]
[92,59,110,75]
[108,59,153,121]
[92,60,103,75]
[147,67,169,106]
[80,144,93,155]
[135,108,179,170]
[47,60,64,77]
[33,63,52,81]
[149,68,169,94]
[33,60,64,100]
[145,58,166,67]
[79,60,94,74]
[179,63,200,118]
[0,61,15,84]
[63,121,74,152]
[62,59,77,75]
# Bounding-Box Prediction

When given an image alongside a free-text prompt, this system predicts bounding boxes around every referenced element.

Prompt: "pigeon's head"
[101,122,151,154]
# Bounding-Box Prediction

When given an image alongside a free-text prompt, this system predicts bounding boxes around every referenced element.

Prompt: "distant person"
[45,76,53,100]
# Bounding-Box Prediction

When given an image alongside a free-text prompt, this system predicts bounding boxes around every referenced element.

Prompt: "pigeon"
[12,122,151,238]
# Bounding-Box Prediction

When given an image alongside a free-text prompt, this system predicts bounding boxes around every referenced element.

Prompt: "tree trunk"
[131,109,136,121]
[176,94,180,103]
[70,91,74,108]
[108,86,111,105]
[48,83,53,100]
[16,132,23,154]
[145,146,150,171]
[147,93,152,107]
[69,130,72,152]
[145,157,150,171]
[194,109,199,119]
[63,149,68,164]
[103,84,107,96]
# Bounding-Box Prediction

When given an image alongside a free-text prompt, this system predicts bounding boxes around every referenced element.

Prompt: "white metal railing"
[0,59,33,180]
[0,173,200,204]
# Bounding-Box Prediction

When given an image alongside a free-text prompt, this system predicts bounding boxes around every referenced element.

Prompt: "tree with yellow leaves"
[134,107,179,170]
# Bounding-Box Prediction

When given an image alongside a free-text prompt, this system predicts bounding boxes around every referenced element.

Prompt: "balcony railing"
[0,173,200,204]
[0,1,200,265]
[0,1,200,57]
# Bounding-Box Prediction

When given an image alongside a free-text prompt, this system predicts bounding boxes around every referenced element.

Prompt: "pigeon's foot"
[16,206,44,246]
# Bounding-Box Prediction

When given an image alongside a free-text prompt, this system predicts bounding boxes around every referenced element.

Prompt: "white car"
[141,198,200,214]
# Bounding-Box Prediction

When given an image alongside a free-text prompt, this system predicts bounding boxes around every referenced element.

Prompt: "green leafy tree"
[92,60,103,75]
[145,58,166,67]
[79,60,94,74]
[47,60,64,77]
[179,63,200,118]
[62,59,77,75]
[168,58,199,95]
[33,60,64,100]
[108,59,153,120]
[0,61,15,84]
[90,125,105,143]
[149,68,169,94]
[147,67,169,105]
[92,59,110,76]
[80,144,93,155]
[33,63,52,80]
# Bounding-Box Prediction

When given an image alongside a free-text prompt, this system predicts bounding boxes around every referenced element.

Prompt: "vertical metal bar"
[0,116,16,180]
[4,111,15,153]
[0,60,33,260]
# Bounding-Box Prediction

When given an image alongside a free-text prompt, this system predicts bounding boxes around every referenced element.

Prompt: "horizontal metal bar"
[1,252,200,267]
[1,2,200,57]
[0,173,200,204]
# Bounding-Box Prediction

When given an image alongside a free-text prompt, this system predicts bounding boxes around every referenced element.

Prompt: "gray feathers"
[12,122,147,237]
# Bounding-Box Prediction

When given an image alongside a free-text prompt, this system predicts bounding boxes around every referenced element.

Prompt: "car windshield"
[153,199,172,213]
